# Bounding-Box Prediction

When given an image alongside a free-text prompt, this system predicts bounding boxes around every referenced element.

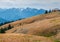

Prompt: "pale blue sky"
[0,0,60,9]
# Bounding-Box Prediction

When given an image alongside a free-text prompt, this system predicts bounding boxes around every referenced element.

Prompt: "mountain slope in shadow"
[0,17,7,24]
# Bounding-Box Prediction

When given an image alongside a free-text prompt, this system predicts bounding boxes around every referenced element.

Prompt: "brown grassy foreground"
[0,34,54,42]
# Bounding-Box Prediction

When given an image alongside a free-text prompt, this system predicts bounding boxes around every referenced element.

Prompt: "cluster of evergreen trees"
[45,10,52,14]
[0,18,22,33]
[0,24,13,33]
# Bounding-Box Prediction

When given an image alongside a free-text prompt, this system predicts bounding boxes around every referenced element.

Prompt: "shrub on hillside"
[45,10,48,14]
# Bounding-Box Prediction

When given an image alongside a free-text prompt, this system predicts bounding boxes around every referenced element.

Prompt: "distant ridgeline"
[0,8,60,25]
[0,8,46,24]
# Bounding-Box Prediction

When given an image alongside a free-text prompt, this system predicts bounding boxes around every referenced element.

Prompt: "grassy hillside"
[0,34,54,42]
[6,17,60,37]
[0,11,60,42]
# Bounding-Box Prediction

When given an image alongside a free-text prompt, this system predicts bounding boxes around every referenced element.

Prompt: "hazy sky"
[0,0,60,9]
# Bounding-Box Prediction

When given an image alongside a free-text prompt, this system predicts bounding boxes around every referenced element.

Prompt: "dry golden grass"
[0,33,54,42]
[6,17,60,37]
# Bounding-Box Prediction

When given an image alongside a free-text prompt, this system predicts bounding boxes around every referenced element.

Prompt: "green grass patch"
[54,40,60,42]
